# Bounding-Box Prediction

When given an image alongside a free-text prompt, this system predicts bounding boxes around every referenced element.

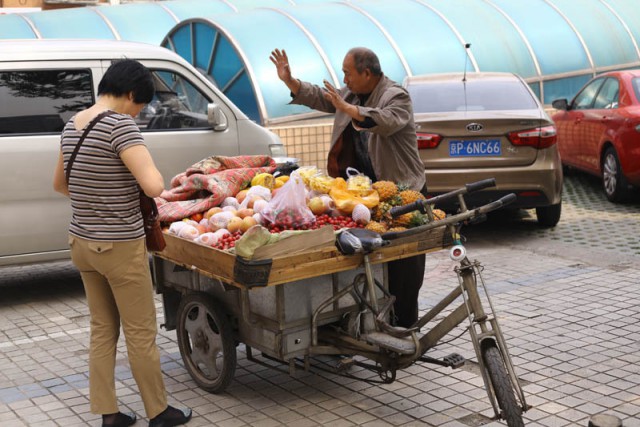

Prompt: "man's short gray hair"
[347,47,382,76]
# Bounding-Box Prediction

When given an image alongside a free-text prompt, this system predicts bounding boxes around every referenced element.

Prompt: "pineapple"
[393,211,427,228]
[398,189,426,205]
[396,182,426,206]
[432,208,446,221]
[372,201,393,221]
[387,194,403,206]
[365,221,388,234]
[393,212,413,227]
[372,180,398,202]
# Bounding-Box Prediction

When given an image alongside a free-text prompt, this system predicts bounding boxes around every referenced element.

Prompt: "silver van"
[0,39,285,267]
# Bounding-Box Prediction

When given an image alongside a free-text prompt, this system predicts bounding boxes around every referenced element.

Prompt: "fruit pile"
[164,166,445,252]
[366,181,445,234]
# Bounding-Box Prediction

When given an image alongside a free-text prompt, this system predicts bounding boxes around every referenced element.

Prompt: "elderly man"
[270,47,427,328]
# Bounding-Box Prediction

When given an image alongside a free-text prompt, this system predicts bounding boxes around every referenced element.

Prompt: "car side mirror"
[207,103,228,131]
[551,99,569,111]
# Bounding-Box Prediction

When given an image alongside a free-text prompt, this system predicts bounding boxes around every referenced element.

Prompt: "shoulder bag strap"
[65,110,115,184]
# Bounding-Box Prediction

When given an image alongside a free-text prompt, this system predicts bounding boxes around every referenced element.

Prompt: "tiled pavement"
[1,173,639,427]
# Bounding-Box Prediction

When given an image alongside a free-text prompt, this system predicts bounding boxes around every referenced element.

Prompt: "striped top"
[61,111,145,241]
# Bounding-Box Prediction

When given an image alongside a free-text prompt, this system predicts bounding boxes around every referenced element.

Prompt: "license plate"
[449,139,501,157]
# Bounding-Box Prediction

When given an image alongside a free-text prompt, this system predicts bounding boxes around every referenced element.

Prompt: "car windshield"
[633,77,640,103]
[408,79,538,113]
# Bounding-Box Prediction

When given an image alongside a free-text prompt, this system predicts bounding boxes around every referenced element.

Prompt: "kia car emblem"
[466,123,483,132]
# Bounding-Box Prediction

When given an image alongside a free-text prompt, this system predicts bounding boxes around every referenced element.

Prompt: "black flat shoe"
[148,406,192,427]
[102,411,137,427]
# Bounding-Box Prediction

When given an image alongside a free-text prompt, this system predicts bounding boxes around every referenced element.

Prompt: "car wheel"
[536,202,561,227]
[602,147,630,203]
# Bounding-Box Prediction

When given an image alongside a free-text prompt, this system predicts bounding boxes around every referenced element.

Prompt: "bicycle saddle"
[336,228,388,255]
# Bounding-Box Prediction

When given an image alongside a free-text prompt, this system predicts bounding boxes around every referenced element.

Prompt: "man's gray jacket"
[291,75,426,191]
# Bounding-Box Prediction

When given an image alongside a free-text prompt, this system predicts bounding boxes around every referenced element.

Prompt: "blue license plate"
[449,140,501,157]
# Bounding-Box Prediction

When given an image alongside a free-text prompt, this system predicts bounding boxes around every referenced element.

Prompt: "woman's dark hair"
[97,59,155,104]
[347,47,382,76]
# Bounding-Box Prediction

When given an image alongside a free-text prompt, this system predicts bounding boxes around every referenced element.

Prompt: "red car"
[551,70,640,202]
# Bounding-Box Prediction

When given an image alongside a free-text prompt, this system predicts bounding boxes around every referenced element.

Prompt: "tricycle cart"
[152,179,528,427]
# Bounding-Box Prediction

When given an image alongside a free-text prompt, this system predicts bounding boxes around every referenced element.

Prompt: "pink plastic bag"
[261,171,316,229]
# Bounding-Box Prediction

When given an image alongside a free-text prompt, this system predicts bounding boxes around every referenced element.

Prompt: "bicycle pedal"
[335,356,355,372]
[419,352,465,369]
[443,353,465,368]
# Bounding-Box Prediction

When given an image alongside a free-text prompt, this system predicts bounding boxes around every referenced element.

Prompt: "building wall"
[269,120,333,173]
[1,0,42,7]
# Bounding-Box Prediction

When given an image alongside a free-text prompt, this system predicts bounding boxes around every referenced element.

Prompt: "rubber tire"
[176,293,236,393]
[481,340,524,427]
[535,201,561,227]
[602,147,630,203]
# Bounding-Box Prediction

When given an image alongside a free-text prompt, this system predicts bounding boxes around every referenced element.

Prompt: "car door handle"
[601,116,609,122]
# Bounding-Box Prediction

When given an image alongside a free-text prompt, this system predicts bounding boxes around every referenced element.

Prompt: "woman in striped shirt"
[53,59,191,427]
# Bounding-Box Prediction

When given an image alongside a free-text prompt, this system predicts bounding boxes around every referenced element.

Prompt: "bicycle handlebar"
[465,178,496,193]
[477,193,516,214]
[389,200,426,217]
[384,192,517,240]
[389,178,499,218]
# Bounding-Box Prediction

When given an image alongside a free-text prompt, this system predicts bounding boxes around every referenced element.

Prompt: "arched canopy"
[162,0,640,125]
[1,0,639,123]
[0,0,321,44]
[0,13,39,39]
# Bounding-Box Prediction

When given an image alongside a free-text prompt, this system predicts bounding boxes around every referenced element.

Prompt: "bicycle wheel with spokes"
[481,339,524,427]
[176,293,236,393]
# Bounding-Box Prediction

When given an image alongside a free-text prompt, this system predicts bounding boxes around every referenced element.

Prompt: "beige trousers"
[69,235,167,419]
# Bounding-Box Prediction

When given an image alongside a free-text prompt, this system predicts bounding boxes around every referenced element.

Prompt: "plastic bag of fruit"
[295,166,319,187]
[261,170,316,229]
[345,167,372,196]
[329,177,379,214]
[308,173,335,194]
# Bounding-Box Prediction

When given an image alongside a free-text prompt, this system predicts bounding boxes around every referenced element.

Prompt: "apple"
[308,197,326,215]
[226,217,243,233]
[252,199,268,214]
[236,208,254,218]
[246,195,264,209]
[240,216,258,233]
[235,189,249,204]
[204,206,223,220]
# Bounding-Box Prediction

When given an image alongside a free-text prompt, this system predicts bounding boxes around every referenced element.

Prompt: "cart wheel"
[176,293,236,393]
[481,339,524,427]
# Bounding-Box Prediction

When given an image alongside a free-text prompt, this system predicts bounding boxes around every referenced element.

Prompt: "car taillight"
[416,132,442,149]
[508,125,557,149]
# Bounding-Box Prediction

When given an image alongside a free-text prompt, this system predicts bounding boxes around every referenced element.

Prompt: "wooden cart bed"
[154,225,452,289]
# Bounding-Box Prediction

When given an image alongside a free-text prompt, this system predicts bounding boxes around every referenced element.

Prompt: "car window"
[632,77,640,103]
[407,79,538,113]
[572,78,605,110]
[592,78,619,109]
[137,69,214,131]
[0,69,93,135]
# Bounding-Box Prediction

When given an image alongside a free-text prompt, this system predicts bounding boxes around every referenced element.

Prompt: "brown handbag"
[139,189,166,252]
[65,110,166,251]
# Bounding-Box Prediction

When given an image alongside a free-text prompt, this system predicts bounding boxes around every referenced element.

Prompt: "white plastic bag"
[261,170,316,229]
